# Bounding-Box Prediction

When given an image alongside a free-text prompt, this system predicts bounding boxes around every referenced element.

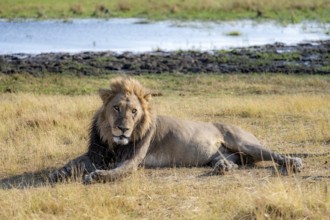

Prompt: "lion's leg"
[49,154,96,182]
[215,123,303,173]
[234,142,303,174]
[229,139,303,172]
[210,151,239,175]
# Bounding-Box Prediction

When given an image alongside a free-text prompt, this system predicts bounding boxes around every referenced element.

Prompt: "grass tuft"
[69,4,84,15]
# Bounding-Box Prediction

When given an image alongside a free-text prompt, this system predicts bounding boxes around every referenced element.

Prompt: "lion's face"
[97,77,153,146]
[105,92,144,145]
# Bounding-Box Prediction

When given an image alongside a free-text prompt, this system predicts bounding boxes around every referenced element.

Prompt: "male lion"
[50,77,303,184]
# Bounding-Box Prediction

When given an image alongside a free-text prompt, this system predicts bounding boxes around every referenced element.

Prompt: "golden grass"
[0,74,329,219]
[1,174,329,219]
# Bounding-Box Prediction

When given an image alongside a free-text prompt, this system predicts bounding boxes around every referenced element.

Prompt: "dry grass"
[0,74,329,219]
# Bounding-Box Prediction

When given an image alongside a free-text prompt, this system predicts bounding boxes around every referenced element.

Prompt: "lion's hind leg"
[226,142,304,174]
[215,123,303,174]
[230,142,304,175]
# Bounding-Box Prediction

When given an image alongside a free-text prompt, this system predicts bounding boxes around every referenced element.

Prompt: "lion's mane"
[96,77,154,145]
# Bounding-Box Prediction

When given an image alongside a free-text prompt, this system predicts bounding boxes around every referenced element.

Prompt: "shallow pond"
[0,19,329,54]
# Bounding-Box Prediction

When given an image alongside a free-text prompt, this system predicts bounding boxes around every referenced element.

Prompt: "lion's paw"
[280,157,303,175]
[291,157,303,172]
[83,170,103,184]
[83,174,94,184]
[211,159,238,175]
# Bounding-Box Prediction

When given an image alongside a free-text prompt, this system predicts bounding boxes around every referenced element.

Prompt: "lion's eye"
[132,109,137,114]
[113,105,120,111]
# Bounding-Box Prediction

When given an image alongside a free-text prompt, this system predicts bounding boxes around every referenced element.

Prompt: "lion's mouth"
[113,135,130,145]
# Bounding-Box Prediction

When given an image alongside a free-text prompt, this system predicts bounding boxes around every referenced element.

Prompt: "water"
[0,18,329,54]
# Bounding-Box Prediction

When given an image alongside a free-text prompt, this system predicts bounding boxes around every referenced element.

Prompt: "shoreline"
[1,40,329,75]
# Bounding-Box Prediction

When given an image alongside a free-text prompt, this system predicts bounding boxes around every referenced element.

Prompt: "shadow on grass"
[199,164,330,179]
[1,165,329,189]
[0,168,56,189]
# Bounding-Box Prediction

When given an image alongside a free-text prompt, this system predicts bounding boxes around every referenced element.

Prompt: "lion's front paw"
[83,170,104,184]
[83,173,94,184]
[83,172,98,184]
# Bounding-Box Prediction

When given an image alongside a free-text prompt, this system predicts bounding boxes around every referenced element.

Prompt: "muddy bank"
[0,40,329,75]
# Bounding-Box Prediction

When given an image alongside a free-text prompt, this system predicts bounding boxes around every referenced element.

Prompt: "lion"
[49,76,303,184]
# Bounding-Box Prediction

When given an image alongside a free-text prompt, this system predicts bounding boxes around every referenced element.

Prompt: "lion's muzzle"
[113,135,130,145]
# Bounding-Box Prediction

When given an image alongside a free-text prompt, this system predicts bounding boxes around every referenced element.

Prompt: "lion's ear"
[144,93,152,102]
[99,89,112,103]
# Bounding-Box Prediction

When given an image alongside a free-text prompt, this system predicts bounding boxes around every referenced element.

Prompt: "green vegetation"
[1,73,329,96]
[225,31,242,36]
[0,0,329,22]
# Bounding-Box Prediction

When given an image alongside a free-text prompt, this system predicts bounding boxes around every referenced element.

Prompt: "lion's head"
[97,77,154,146]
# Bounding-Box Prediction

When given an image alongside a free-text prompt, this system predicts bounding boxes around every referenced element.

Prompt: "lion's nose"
[118,126,129,133]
